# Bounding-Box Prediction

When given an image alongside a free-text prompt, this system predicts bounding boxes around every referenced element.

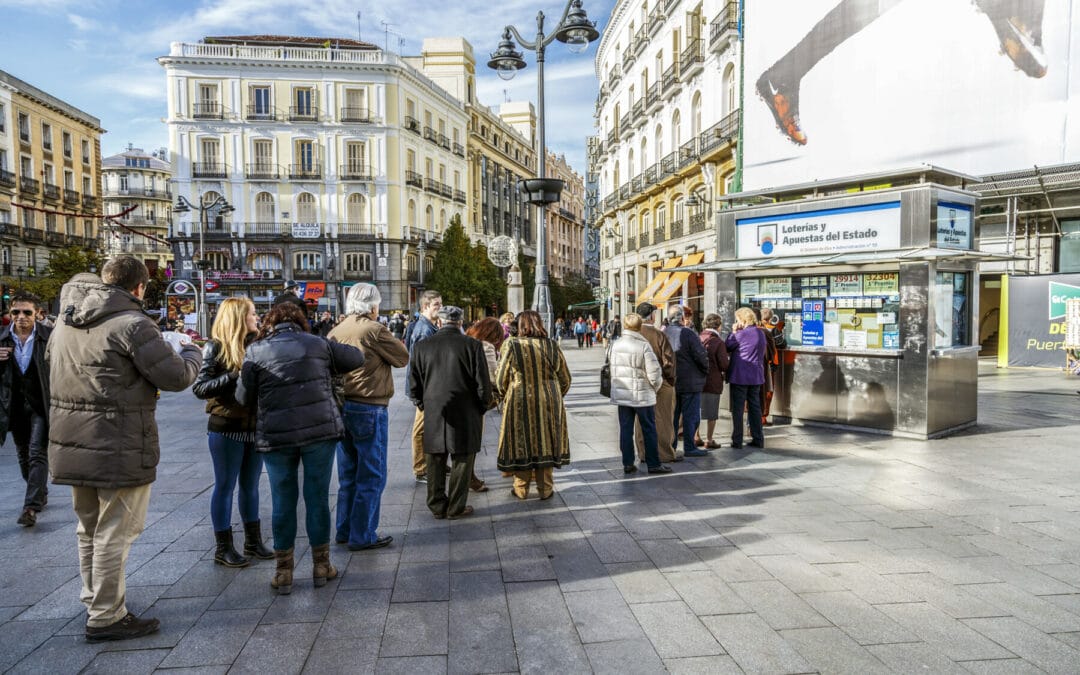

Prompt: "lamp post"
[173,194,234,337]
[487,0,599,338]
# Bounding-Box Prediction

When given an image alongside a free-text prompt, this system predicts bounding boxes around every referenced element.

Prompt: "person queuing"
[608,313,671,475]
[633,303,677,464]
[236,301,365,595]
[759,308,786,426]
[664,305,709,458]
[465,317,507,493]
[726,307,768,450]
[49,257,202,643]
[406,291,443,483]
[694,313,730,449]
[407,306,491,520]
[192,297,272,568]
[496,310,572,500]
[328,283,409,552]
[0,292,52,528]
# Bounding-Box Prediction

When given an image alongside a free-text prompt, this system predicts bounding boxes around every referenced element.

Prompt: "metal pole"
[198,199,207,337]
[533,11,554,338]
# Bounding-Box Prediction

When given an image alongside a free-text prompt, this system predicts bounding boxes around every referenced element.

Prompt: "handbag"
[600,344,612,397]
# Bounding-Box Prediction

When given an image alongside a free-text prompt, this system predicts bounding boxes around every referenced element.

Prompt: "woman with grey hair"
[327,283,410,550]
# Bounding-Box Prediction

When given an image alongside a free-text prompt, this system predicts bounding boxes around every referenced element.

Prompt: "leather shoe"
[85,613,160,643]
[684,449,709,458]
[647,465,673,474]
[730,442,743,449]
[623,465,638,474]
[447,506,474,520]
[17,508,36,527]
[748,441,765,449]
[348,535,393,551]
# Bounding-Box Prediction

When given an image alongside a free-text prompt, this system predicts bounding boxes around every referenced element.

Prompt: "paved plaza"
[2,344,1080,673]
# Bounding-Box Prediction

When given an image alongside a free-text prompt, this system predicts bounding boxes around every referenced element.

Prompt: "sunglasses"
[10,309,35,317]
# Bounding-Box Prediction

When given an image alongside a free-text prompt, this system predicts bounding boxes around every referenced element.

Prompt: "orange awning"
[651,253,705,304]
[636,272,671,304]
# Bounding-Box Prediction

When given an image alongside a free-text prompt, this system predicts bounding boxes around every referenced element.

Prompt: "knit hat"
[635,302,656,318]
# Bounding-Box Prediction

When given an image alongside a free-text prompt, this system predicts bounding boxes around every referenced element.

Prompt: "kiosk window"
[934,272,970,348]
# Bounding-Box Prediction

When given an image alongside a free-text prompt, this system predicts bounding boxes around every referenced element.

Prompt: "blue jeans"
[262,440,337,550]
[672,392,703,453]
[729,384,764,447]
[207,432,263,531]
[619,406,661,469]
[336,402,388,547]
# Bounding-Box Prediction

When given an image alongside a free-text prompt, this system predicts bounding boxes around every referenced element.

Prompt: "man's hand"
[0,346,11,361]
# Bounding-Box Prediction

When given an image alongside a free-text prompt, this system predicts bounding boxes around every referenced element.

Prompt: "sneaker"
[415,474,427,484]
[684,449,709,458]
[85,613,161,643]
[756,73,807,145]
[623,465,638,475]
[17,508,36,527]
[647,465,673,474]
[348,535,393,551]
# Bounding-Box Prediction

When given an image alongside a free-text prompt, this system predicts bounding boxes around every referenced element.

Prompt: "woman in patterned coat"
[496,310,572,500]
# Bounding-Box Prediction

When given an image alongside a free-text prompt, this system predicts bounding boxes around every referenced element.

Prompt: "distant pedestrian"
[664,305,709,458]
[389,312,406,341]
[500,312,515,339]
[695,314,730,449]
[726,307,767,449]
[236,301,365,594]
[48,258,202,643]
[328,284,409,551]
[609,313,670,474]
[408,306,491,520]
[497,310,572,500]
[192,297,272,568]
[0,291,52,527]
[406,291,444,483]
[574,316,587,348]
[312,310,335,337]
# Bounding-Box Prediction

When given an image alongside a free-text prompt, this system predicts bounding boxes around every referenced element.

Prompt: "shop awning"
[679,247,1031,273]
[636,257,685,303]
[651,252,706,304]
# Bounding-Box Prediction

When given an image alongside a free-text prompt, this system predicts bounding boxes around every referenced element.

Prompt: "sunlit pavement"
[2,342,1080,673]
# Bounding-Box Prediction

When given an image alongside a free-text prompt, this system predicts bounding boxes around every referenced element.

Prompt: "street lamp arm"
[539,0,583,49]
[503,24,537,51]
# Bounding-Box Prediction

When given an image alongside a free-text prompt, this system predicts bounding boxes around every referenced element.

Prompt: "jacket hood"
[60,273,146,328]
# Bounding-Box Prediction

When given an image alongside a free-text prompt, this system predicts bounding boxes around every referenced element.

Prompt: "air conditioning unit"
[262,271,276,280]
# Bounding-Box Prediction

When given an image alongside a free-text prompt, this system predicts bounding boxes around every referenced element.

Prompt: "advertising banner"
[802,299,825,346]
[1003,274,1080,367]
[292,223,321,238]
[936,202,974,250]
[744,0,1080,190]
[736,202,901,258]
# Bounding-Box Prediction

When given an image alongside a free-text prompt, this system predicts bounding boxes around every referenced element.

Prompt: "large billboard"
[744,0,1080,190]
[1001,273,1080,367]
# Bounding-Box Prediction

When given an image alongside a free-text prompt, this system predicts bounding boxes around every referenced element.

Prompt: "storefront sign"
[936,202,973,250]
[761,277,792,297]
[292,223,321,238]
[829,274,862,295]
[801,300,824,346]
[736,202,901,259]
[863,272,899,294]
[1002,273,1080,367]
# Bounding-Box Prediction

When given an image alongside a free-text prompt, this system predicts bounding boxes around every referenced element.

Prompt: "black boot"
[243,521,274,560]
[214,529,250,568]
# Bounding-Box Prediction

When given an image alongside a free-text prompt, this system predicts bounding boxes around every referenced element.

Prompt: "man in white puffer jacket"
[608,314,673,475]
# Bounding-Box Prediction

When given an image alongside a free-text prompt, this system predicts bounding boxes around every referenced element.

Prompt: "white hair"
[346,283,381,316]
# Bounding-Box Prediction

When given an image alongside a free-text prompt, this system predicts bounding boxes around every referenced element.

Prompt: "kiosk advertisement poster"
[1002,274,1080,367]
[743,0,1080,191]
[802,299,825,346]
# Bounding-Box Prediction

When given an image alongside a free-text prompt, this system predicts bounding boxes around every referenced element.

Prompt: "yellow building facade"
[545,151,587,283]
[102,145,174,273]
[0,69,102,288]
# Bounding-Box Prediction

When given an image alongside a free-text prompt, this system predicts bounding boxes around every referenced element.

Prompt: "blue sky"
[0,0,613,175]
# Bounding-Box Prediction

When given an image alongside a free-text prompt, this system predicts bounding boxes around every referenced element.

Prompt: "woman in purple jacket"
[725,307,767,449]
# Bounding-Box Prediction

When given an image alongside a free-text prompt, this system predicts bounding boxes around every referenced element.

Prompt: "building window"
[22,207,34,229]
[82,175,91,195]
[64,169,74,190]
[42,163,54,186]
[63,131,72,158]
[344,141,367,174]
[204,251,230,271]
[255,192,275,223]
[294,139,316,173]
[344,252,372,273]
[81,139,90,164]
[346,193,367,225]
[251,253,283,271]
[45,213,56,232]
[41,122,52,150]
[199,138,221,167]
[0,103,4,133]
[18,113,30,143]
[296,192,317,223]
[343,88,368,120]
[294,251,322,271]
[66,216,77,235]
[293,87,316,118]
[251,85,272,117]
[408,200,416,228]
[119,173,129,192]
[196,83,220,117]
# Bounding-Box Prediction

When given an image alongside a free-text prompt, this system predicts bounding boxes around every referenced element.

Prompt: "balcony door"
[253,139,273,173]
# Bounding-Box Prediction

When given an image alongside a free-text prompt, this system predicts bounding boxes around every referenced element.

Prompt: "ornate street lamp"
[487,0,600,337]
[173,194,234,336]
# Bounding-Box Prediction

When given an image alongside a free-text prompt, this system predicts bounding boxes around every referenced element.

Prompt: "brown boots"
[311,544,338,587]
[271,548,293,595]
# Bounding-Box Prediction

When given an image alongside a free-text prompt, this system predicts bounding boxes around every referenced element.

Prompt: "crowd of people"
[0,254,787,645]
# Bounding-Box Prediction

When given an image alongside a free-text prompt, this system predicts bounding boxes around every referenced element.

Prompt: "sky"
[0,0,613,176]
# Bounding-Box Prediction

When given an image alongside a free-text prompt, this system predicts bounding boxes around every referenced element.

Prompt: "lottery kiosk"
[704,180,1003,439]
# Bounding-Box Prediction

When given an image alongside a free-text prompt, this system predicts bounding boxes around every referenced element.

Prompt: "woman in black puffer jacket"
[236,301,364,595]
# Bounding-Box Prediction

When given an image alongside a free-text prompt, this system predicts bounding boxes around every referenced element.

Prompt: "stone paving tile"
[692,545,775,582]
[563,588,646,644]
[662,654,744,674]
[883,572,1003,619]
[498,544,557,582]
[813,561,921,604]
[125,550,204,587]
[6,633,105,673]
[664,571,751,616]
[961,555,1079,595]
[605,562,681,605]
[448,539,499,573]
[81,647,171,673]
[448,571,517,675]
[875,602,1016,661]
[637,538,710,572]
[13,572,83,621]
[318,589,391,639]
[629,599,725,658]
[506,581,590,674]
[230,621,320,674]
[801,590,918,646]
[753,553,845,594]
[587,531,649,564]
[780,626,893,674]
[379,602,447,658]
[158,607,264,668]
[160,559,241,599]
[208,565,278,610]
[583,639,666,675]
[963,616,1080,674]
[862,637,975,672]
[541,533,618,593]
[261,580,338,624]
[1030,562,1080,589]
[391,561,449,603]
[959,658,1046,674]
[701,612,814,674]
[730,579,831,630]
[0,618,69,671]
[375,655,447,674]
[962,582,1080,633]
[300,636,379,674]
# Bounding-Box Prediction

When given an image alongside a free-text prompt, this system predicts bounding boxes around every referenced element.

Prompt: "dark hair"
[257,302,310,340]
[466,316,504,350]
[10,291,42,310]
[516,310,547,338]
[101,256,149,292]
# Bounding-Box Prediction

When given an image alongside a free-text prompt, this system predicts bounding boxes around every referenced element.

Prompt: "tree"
[1,245,105,308]
[426,216,476,308]
[472,242,506,314]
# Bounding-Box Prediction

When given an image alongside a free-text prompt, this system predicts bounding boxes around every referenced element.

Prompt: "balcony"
[608,63,622,85]
[631,100,645,127]
[710,2,739,53]
[631,175,646,195]
[645,83,660,114]
[453,142,465,157]
[698,109,740,157]
[82,194,97,209]
[670,219,684,239]
[654,225,666,243]
[648,6,666,35]
[622,49,635,71]
[340,107,371,123]
[626,235,637,251]
[645,164,660,185]
[288,164,323,180]
[42,183,60,201]
[661,151,678,176]
[246,163,281,180]
[633,26,648,54]
[437,133,450,151]
[662,63,679,94]
[664,0,679,12]
[46,231,66,245]
[606,130,618,148]
[240,222,287,238]
[619,183,631,201]
[337,223,377,239]
[405,170,424,188]
[614,240,622,254]
[64,188,80,204]
[454,189,467,204]
[193,162,228,179]
[23,228,44,243]
[639,229,650,246]
[619,113,633,136]
[288,106,319,122]
[339,164,373,181]
[423,126,437,143]
[0,169,15,189]
[143,188,173,200]
[404,116,421,133]
[193,101,224,119]
[680,39,704,79]
[603,194,617,211]
[679,138,698,168]
[293,267,325,280]
[689,212,707,234]
[19,176,39,195]
[245,105,280,122]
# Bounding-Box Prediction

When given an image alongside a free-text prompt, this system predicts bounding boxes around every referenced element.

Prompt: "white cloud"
[67,12,100,32]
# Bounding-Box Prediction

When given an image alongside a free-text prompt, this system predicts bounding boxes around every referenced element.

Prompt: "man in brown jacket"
[328,283,409,550]
[634,302,678,463]
[47,257,202,643]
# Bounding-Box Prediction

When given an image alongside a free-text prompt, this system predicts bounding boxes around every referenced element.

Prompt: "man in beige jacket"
[633,302,678,463]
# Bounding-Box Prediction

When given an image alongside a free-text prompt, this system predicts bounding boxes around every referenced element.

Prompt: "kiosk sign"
[801,299,825,346]
[936,202,973,250]
[737,202,901,259]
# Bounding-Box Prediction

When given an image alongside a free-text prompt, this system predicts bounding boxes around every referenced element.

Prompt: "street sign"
[204,280,220,292]
[168,280,195,295]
